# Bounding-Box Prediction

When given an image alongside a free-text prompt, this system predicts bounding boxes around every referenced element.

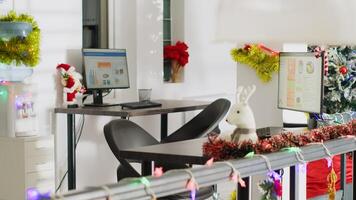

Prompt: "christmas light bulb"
[0,88,8,99]
[153,167,163,177]
[26,188,51,200]
[190,190,196,200]
[205,158,214,167]
[326,157,332,168]
[27,188,41,200]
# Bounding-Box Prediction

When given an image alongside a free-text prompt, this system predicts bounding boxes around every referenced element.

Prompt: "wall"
[0,0,82,135]
[136,0,237,136]
[0,0,126,191]
[0,1,12,14]
[170,0,184,44]
[1,0,89,191]
[137,0,236,98]
[216,0,356,44]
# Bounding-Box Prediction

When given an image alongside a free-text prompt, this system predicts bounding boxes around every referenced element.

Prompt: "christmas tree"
[309,46,356,114]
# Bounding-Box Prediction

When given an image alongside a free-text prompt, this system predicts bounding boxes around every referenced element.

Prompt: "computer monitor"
[82,48,130,106]
[278,52,324,114]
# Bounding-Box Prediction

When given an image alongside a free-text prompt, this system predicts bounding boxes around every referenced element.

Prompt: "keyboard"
[120,101,162,109]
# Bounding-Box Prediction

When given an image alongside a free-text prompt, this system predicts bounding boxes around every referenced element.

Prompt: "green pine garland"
[0,11,40,67]
[231,45,279,82]
[308,46,356,114]
[324,46,356,114]
[259,180,277,200]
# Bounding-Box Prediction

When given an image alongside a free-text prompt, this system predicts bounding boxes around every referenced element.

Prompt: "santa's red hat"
[57,63,75,72]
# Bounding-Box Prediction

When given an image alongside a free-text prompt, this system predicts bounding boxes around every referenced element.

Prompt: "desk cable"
[55,114,85,193]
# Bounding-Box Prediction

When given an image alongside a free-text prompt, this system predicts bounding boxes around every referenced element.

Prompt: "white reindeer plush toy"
[225,85,258,144]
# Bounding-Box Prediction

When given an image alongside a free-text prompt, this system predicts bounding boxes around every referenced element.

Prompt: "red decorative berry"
[339,66,348,75]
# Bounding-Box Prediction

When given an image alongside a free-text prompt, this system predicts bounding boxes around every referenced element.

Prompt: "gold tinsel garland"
[0,11,40,67]
[231,44,279,82]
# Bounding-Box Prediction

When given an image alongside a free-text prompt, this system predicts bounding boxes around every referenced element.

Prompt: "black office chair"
[162,98,231,143]
[104,119,214,200]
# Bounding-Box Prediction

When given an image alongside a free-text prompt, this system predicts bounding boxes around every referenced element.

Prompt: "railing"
[47,137,356,200]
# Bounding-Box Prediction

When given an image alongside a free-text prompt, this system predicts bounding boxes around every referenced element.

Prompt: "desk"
[119,137,356,200]
[54,99,210,190]
[121,138,209,166]
[120,137,249,199]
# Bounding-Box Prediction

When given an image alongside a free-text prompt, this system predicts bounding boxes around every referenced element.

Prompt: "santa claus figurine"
[56,63,85,106]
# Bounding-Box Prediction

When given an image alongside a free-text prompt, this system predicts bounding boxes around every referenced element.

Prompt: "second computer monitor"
[278,52,324,113]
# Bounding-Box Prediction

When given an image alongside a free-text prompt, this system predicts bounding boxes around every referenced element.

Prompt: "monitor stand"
[84,90,121,107]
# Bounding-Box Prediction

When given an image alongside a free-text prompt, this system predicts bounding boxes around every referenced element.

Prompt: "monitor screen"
[278,52,324,113]
[82,49,130,89]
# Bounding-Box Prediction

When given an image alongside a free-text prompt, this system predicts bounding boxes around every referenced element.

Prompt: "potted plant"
[0,11,40,82]
[164,41,189,83]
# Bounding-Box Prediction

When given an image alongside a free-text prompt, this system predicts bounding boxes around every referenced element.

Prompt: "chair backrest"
[163,98,231,143]
[104,119,159,180]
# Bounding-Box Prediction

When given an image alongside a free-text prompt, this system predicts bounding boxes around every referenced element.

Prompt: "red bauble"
[339,66,348,75]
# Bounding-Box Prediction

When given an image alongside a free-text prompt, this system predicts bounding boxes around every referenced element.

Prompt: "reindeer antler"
[242,85,256,104]
[236,86,244,103]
